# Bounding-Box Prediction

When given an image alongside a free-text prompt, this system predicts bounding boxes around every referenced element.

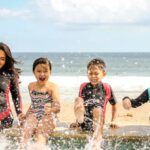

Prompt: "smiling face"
[33,63,51,85]
[0,49,6,70]
[87,65,106,86]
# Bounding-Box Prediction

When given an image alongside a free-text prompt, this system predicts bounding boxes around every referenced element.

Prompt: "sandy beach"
[105,102,150,126]
[18,100,150,127]
[58,101,150,126]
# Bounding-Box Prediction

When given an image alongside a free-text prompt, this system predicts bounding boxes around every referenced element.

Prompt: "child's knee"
[93,107,103,118]
[74,97,84,108]
[75,97,83,103]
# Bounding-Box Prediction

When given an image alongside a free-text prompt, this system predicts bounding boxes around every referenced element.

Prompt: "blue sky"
[0,0,150,52]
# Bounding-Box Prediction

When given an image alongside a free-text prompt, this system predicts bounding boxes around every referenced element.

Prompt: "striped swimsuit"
[29,90,52,120]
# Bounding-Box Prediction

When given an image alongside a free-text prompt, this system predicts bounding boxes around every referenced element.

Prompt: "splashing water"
[1,117,150,149]
[0,137,10,150]
[83,112,104,150]
[84,138,104,150]
[1,128,150,150]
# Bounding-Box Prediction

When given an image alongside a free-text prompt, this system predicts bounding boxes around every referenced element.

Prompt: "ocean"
[13,52,150,103]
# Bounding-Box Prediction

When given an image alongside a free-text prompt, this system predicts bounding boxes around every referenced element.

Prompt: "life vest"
[79,82,111,121]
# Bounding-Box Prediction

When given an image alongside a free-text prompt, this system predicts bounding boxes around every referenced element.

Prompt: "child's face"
[33,63,51,85]
[87,65,105,86]
[0,50,6,69]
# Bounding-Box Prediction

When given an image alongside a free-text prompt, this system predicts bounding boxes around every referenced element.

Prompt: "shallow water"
[102,138,150,150]
[1,133,150,150]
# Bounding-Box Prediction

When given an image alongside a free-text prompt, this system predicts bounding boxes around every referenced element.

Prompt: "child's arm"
[110,104,118,128]
[51,83,60,113]
[108,89,118,128]
[10,74,22,116]
[122,88,149,109]
[46,83,60,114]
[18,83,32,125]
[111,104,117,122]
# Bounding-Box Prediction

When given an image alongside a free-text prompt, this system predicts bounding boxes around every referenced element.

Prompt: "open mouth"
[91,79,97,83]
[39,77,46,81]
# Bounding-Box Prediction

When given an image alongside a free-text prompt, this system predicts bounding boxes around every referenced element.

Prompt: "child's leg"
[33,134,47,150]
[91,107,104,150]
[74,97,85,123]
[35,114,55,145]
[92,107,103,140]
[20,114,38,146]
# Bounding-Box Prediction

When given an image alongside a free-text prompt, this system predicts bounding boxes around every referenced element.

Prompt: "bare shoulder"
[47,81,59,90]
[28,82,36,90]
[47,81,60,101]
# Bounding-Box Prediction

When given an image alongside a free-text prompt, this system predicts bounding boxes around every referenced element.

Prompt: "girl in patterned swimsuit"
[20,57,60,149]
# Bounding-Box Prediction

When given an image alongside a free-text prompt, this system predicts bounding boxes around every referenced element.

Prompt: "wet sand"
[18,101,150,127]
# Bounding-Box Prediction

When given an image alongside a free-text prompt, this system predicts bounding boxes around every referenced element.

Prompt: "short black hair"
[87,58,106,71]
[32,57,52,72]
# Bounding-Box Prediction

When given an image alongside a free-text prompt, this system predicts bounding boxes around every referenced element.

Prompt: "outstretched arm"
[122,89,149,109]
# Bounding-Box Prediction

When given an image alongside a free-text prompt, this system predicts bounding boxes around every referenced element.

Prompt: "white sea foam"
[20,75,150,102]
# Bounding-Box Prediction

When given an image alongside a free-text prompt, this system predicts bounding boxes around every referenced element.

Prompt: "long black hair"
[0,42,21,75]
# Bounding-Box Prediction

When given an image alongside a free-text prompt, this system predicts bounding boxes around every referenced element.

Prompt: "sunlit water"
[1,132,150,150]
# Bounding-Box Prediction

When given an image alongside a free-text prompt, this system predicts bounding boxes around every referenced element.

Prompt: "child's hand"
[44,103,52,114]
[18,113,26,126]
[18,113,26,121]
[109,122,118,129]
[122,97,131,110]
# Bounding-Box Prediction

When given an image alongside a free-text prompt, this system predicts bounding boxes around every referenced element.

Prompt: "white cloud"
[35,0,150,24]
[0,8,30,18]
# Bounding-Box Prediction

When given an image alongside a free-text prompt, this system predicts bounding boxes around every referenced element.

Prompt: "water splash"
[1,129,150,150]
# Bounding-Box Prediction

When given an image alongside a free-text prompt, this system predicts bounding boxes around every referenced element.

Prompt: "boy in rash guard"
[71,58,118,149]
[0,42,22,129]
[122,89,150,109]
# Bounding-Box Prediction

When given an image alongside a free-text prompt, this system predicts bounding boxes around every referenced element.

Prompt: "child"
[122,89,150,109]
[0,42,22,129]
[72,58,118,149]
[20,57,60,149]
